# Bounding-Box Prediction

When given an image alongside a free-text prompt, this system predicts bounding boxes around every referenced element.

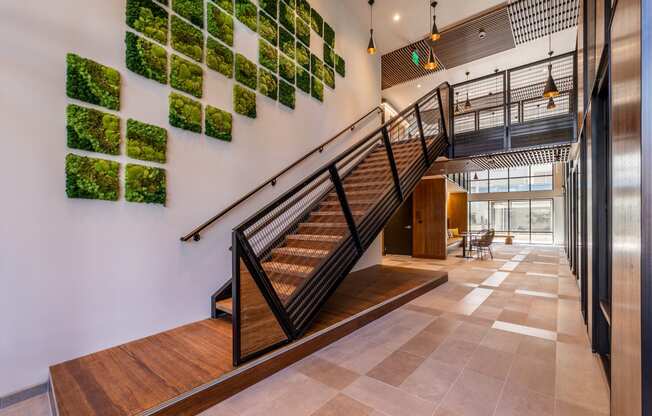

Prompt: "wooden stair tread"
[272,247,330,258]
[300,222,349,228]
[263,261,313,277]
[321,200,374,206]
[312,211,366,216]
[215,298,232,314]
[344,182,387,188]
[286,234,342,242]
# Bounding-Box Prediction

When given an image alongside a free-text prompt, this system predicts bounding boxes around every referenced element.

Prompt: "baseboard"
[0,381,49,409]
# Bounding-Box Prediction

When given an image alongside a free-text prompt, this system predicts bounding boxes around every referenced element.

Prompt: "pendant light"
[473,172,479,180]
[367,0,376,55]
[430,1,441,41]
[455,92,461,113]
[464,71,472,111]
[547,96,557,110]
[424,47,438,70]
[542,0,559,98]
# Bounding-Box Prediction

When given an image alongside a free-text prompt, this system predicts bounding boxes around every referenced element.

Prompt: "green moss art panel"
[311,76,323,102]
[296,67,310,93]
[259,39,278,72]
[279,28,295,59]
[65,153,120,201]
[310,53,323,80]
[323,65,335,89]
[258,68,278,100]
[259,0,277,19]
[155,0,168,5]
[234,84,257,118]
[172,0,204,28]
[67,53,121,111]
[208,3,234,46]
[284,0,296,10]
[279,54,295,83]
[279,80,295,109]
[67,104,120,155]
[336,54,345,77]
[235,0,257,32]
[323,43,334,68]
[170,54,203,98]
[205,106,233,141]
[126,119,167,163]
[126,0,168,45]
[279,1,295,33]
[212,0,233,14]
[310,8,323,36]
[323,21,335,47]
[296,17,310,47]
[296,42,310,70]
[125,32,168,84]
[169,92,202,132]
[206,37,234,78]
[125,164,166,205]
[171,16,204,62]
[259,11,278,45]
[297,0,310,23]
[235,53,257,89]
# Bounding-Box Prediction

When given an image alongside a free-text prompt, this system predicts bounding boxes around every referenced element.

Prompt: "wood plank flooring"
[50,266,447,416]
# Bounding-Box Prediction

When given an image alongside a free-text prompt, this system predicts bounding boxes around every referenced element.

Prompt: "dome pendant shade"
[547,97,557,110]
[543,64,559,98]
[423,47,437,70]
[367,29,376,54]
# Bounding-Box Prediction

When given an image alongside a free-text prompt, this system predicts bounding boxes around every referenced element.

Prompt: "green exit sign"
[411,50,420,65]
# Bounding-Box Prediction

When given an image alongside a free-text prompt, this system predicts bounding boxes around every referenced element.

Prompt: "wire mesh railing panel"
[521,93,572,122]
[418,93,442,141]
[509,54,574,102]
[479,108,505,129]
[455,113,475,134]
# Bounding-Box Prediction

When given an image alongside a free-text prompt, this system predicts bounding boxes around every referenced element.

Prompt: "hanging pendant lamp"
[542,0,559,98]
[455,92,461,113]
[464,71,472,110]
[367,0,376,55]
[547,96,557,110]
[430,1,441,41]
[473,172,479,180]
[424,46,438,70]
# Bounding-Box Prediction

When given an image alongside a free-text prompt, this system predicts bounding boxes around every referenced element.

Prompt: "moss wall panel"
[208,3,234,46]
[234,85,257,118]
[311,76,323,102]
[259,0,278,19]
[296,17,310,47]
[172,0,204,28]
[297,0,310,23]
[171,15,204,62]
[258,68,278,100]
[323,65,334,90]
[125,32,168,84]
[235,53,257,89]
[125,164,167,205]
[279,1,295,33]
[296,42,310,70]
[323,21,334,47]
[205,106,233,141]
[335,54,345,77]
[126,119,168,163]
[65,154,120,201]
[279,54,295,83]
[259,11,278,45]
[279,80,295,109]
[310,8,322,36]
[67,104,121,155]
[235,0,257,32]
[296,67,310,93]
[66,53,121,111]
[279,28,295,59]
[126,0,168,45]
[323,43,334,68]
[206,37,234,78]
[310,53,323,80]
[212,0,233,14]
[259,39,278,72]
[170,54,204,98]
[169,92,202,132]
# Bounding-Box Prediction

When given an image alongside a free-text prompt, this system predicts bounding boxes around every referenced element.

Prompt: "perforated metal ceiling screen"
[509,54,574,102]
[508,0,579,45]
[471,144,571,169]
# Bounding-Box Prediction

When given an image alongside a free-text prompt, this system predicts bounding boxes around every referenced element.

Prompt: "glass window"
[509,201,530,232]
[509,166,529,177]
[469,201,489,231]
[489,168,508,179]
[509,177,530,192]
[490,201,509,231]
[489,179,509,193]
[531,200,553,232]
[531,176,553,191]
[531,164,553,176]
[531,233,553,244]
[470,180,488,193]
[474,171,489,180]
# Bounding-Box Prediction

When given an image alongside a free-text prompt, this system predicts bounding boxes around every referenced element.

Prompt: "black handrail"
[181,106,384,242]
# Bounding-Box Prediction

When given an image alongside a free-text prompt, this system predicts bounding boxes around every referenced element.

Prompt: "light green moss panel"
[258,68,278,100]
[172,0,204,28]
[235,0,257,32]
[324,65,335,90]
[279,1,294,33]
[296,67,310,93]
[125,164,167,205]
[126,0,168,45]
[66,53,121,111]
[259,39,278,72]
[296,42,310,70]
[234,84,257,118]
[169,92,202,132]
[208,3,234,46]
[206,37,234,78]
[311,76,323,102]
[235,53,257,90]
[279,80,295,109]
[279,54,295,83]
[170,54,204,98]
[171,15,204,63]
[65,153,120,201]
[336,54,346,77]
[259,11,278,45]
[67,104,121,155]
[297,0,310,23]
[279,27,295,59]
[296,17,310,47]
[126,119,167,163]
[125,32,168,84]
[205,106,233,141]
[212,0,233,14]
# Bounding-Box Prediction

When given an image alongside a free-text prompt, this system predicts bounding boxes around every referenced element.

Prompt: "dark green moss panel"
[323,43,335,68]
[296,17,310,46]
[279,1,294,33]
[125,164,166,205]
[126,119,167,163]
[259,11,278,45]
[171,15,204,63]
[235,53,257,90]
[126,0,168,45]
[259,39,278,72]
[324,65,335,89]
[297,0,310,23]
[310,53,323,80]
[279,80,295,110]
[67,104,121,155]
[259,0,277,19]
[65,153,120,201]
[284,0,295,9]
[323,21,335,47]
[208,3,234,46]
[296,67,310,93]
[205,106,233,141]
[311,76,323,102]
[336,54,345,77]
[279,27,295,59]
[235,0,257,32]
[234,84,256,118]
[125,32,168,84]
[310,8,322,36]
[169,92,202,133]
[170,54,203,98]
[206,37,234,78]
[296,42,310,70]
[279,54,295,83]
[66,53,121,111]
[258,68,278,100]
[172,0,204,28]
[211,0,233,14]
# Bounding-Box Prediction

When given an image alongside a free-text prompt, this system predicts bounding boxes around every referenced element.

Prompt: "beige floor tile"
[507,355,556,396]
[554,399,609,416]
[516,336,557,365]
[398,328,448,358]
[492,321,557,341]
[296,356,360,390]
[449,322,489,344]
[311,394,375,416]
[0,395,51,416]
[424,316,462,336]
[480,328,524,354]
[498,310,529,326]
[399,358,463,403]
[434,369,505,416]
[367,350,425,387]
[471,305,503,321]
[494,382,555,416]
[555,342,610,413]
[343,376,437,416]
[466,345,515,380]
[430,338,479,367]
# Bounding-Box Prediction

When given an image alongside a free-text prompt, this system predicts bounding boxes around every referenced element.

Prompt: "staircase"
[207,84,451,365]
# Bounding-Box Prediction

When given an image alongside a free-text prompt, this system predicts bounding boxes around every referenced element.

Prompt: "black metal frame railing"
[230,83,450,365]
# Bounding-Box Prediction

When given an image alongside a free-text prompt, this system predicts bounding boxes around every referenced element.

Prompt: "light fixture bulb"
[547,97,557,110]
[430,2,441,41]
[543,64,560,98]
[423,47,437,70]
[367,29,376,54]
[393,13,401,22]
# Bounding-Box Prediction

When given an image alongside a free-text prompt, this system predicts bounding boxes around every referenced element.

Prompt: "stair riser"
[284,239,339,250]
[271,253,324,267]
[324,192,379,202]
[318,202,373,212]
[298,225,348,235]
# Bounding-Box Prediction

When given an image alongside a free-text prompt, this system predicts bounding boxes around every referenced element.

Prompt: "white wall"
[0,0,382,396]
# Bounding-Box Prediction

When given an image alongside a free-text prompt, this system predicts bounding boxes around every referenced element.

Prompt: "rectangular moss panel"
[65,154,119,201]
[234,85,257,118]
[126,119,167,163]
[296,17,310,46]
[66,53,121,111]
[126,164,166,205]
[206,37,234,78]
[310,53,323,79]
[155,0,168,5]
[284,0,295,10]
[259,39,278,72]
[208,3,234,46]
[279,80,295,109]
[279,28,295,59]
[336,54,345,77]
[324,65,335,89]
[259,0,277,19]
[296,67,310,93]
[212,0,233,14]
[279,54,295,83]
[169,92,202,132]
[279,2,295,33]
[67,104,120,155]
[170,54,203,98]
[125,32,168,84]
[323,21,335,47]
[172,0,204,28]
[171,15,204,62]
[235,53,257,89]
[310,8,323,36]
[323,43,334,67]
[296,42,310,70]
[258,68,278,100]
[235,0,257,32]
[205,106,233,141]
[259,11,278,45]
[311,76,323,102]
[297,0,310,23]
[126,0,168,45]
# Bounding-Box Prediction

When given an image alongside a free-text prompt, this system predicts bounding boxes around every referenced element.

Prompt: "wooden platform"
[50,266,447,416]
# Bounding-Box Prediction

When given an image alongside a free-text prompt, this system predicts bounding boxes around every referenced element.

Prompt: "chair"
[472,229,495,260]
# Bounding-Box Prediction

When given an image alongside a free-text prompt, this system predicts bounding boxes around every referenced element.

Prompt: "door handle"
[404,225,412,229]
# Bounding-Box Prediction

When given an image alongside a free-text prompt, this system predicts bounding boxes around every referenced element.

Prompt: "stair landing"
[50,266,447,416]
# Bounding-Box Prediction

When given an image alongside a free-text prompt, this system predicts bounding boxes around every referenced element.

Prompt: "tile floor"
[1,245,610,416]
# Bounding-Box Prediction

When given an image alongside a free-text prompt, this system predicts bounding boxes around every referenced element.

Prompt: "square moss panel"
[65,153,120,201]
[170,54,203,98]
[296,67,310,93]
[279,27,295,59]
[126,119,167,163]
[235,53,257,90]
[205,106,233,141]
[212,0,233,14]
[311,76,323,102]
[258,68,278,100]
[259,0,277,19]
[259,39,278,72]
[284,0,295,9]
[172,0,204,28]
[296,42,310,70]
[310,8,322,36]
[126,0,168,45]
[323,21,335,47]
[279,54,295,83]
[66,53,121,111]
[323,43,335,67]
[259,11,278,45]
[67,104,121,155]
[279,80,295,109]
[323,65,334,89]
[235,0,257,32]
[279,1,295,33]
[310,53,323,79]
[336,54,345,77]
[208,3,234,46]
[125,164,166,205]
[296,17,310,46]
[125,32,168,84]
[234,84,257,118]
[169,92,202,133]
[206,37,234,78]
[171,15,204,62]
[297,0,310,23]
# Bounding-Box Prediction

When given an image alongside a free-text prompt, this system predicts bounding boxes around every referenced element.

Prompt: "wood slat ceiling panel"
[381,39,444,90]
[509,0,579,45]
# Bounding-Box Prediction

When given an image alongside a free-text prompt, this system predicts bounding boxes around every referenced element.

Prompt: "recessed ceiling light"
[393,13,401,22]
[417,84,422,88]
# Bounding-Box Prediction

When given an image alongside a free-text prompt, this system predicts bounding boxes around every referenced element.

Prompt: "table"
[457,230,482,258]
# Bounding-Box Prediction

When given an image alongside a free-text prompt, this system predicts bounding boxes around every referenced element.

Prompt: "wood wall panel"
[610,0,642,413]
[447,192,468,233]
[413,178,447,259]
